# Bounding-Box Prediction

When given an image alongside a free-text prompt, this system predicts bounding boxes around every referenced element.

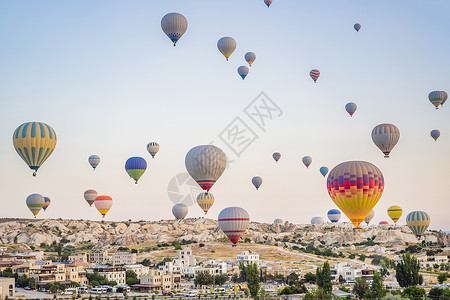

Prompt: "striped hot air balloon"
[218,207,250,246]
[302,156,312,168]
[94,195,113,218]
[345,102,357,117]
[406,211,430,238]
[245,52,256,66]
[217,37,236,61]
[172,203,188,220]
[387,205,403,224]
[147,142,160,158]
[161,13,188,46]
[125,157,147,184]
[197,192,215,214]
[310,69,320,83]
[273,218,283,224]
[13,122,57,176]
[372,123,400,158]
[364,210,375,225]
[264,0,272,7]
[327,209,341,223]
[84,190,98,207]
[185,145,227,192]
[430,130,440,141]
[327,161,384,228]
[273,152,281,163]
[252,176,263,190]
[26,194,45,218]
[428,91,446,109]
[42,197,51,211]
[441,91,448,106]
[311,217,324,225]
[88,155,100,170]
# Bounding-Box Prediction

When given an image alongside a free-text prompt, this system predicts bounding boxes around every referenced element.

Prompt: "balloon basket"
[353,227,363,232]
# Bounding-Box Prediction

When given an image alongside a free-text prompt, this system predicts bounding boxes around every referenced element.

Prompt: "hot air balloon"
[217,37,236,61]
[311,217,324,225]
[302,156,312,168]
[264,0,272,7]
[327,209,341,223]
[84,190,97,207]
[218,207,250,246]
[197,192,214,214]
[379,221,389,225]
[125,157,147,184]
[252,176,263,190]
[274,218,283,224]
[327,161,384,228]
[88,155,100,170]
[245,52,256,66]
[272,152,281,163]
[94,195,112,218]
[387,205,402,224]
[310,69,320,83]
[354,23,361,32]
[161,13,188,46]
[441,91,448,106]
[147,142,160,158]
[42,197,51,211]
[237,66,249,80]
[172,203,188,220]
[429,91,446,109]
[185,145,227,192]
[13,122,57,176]
[345,102,357,117]
[372,123,400,158]
[406,211,430,238]
[26,194,45,218]
[320,166,328,177]
[364,210,375,225]
[431,130,440,141]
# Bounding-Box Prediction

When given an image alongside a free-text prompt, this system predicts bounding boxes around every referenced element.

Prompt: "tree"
[194,271,212,286]
[239,262,247,283]
[141,258,151,266]
[316,261,332,295]
[126,270,139,286]
[213,274,228,286]
[395,252,423,288]
[304,272,316,284]
[402,286,425,300]
[108,281,117,286]
[438,273,448,284]
[428,287,443,299]
[353,277,369,299]
[246,263,260,298]
[367,272,386,299]
[286,272,299,286]
[440,289,450,299]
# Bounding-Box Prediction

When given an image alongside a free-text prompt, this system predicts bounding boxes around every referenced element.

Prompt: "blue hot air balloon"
[320,166,329,178]
[125,157,147,184]
[354,23,361,32]
[327,209,341,223]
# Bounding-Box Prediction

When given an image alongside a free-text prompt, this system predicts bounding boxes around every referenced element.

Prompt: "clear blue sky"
[0,1,449,230]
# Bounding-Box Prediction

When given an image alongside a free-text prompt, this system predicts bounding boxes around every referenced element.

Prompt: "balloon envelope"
[245,52,256,66]
[372,123,400,158]
[311,217,324,225]
[26,194,45,217]
[237,66,249,80]
[217,37,236,61]
[364,210,375,225]
[274,218,283,224]
[185,145,227,192]
[345,102,357,116]
[302,156,312,168]
[429,91,445,109]
[172,203,188,220]
[252,176,263,190]
[310,69,320,83]
[13,122,57,176]
[197,192,215,214]
[84,190,98,207]
[264,0,272,7]
[147,142,160,158]
[430,130,440,141]
[125,157,147,183]
[387,205,403,224]
[320,166,329,177]
[406,211,430,238]
[42,197,51,211]
[161,13,188,46]
[379,221,389,225]
[327,209,341,223]
[327,161,384,227]
[88,155,100,170]
[272,152,281,162]
[218,207,250,245]
[94,195,113,218]
[441,91,448,106]
[354,23,361,32]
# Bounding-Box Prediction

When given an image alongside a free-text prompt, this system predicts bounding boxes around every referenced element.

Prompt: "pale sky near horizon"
[0,1,449,230]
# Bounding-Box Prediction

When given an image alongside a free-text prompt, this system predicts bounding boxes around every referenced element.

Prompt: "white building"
[125,264,150,278]
[184,260,228,278]
[159,247,196,275]
[330,262,374,283]
[112,252,136,265]
[393,255,449,269]
[0,277,14,300]
[89,250,110,264]
[87,266,126,285]
[237,251,259,266]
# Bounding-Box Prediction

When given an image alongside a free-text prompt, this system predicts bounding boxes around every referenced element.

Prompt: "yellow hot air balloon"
[13,122,57,176]
[406,211,430,238]
[327,161,384,228]
[387,205,402,224]
[197,192,215,214]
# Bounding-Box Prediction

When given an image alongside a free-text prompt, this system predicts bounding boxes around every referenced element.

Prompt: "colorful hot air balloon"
[274,218,283,224]
[88,155,100,170]
[217,37,236,61]
[354,23,361,32]
[387,205,403,224]
[320,166,329,177]
[197,192,215,214]
[364,210,375,225]
[84,190,97,207]
[147,142,160,158]
[125,157,147,184]
[431,130,440,141]
[379,221,389,225]
[311,217,324,225]
[218,207,250,246]
[161,13,188,46]
[345,102,357,117]
[94,195,113,218]
[327,209,341,223]
[441,91,448,106]
[26,194,45,218]
[252,176,263,190]
[310,69,320,83]
[185,145,227,192]
[172,203,188,220]
[302,156,312,168]
[327,161,384,228]
[272,152,281,163]
[372,123,400,158]
[42,197,51,211]
[245,52,256,66]
[406,211,430,238]
[264,0,272,7]
[13,122,57,176]
[428,91,446,109]
[237,66,249,80]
